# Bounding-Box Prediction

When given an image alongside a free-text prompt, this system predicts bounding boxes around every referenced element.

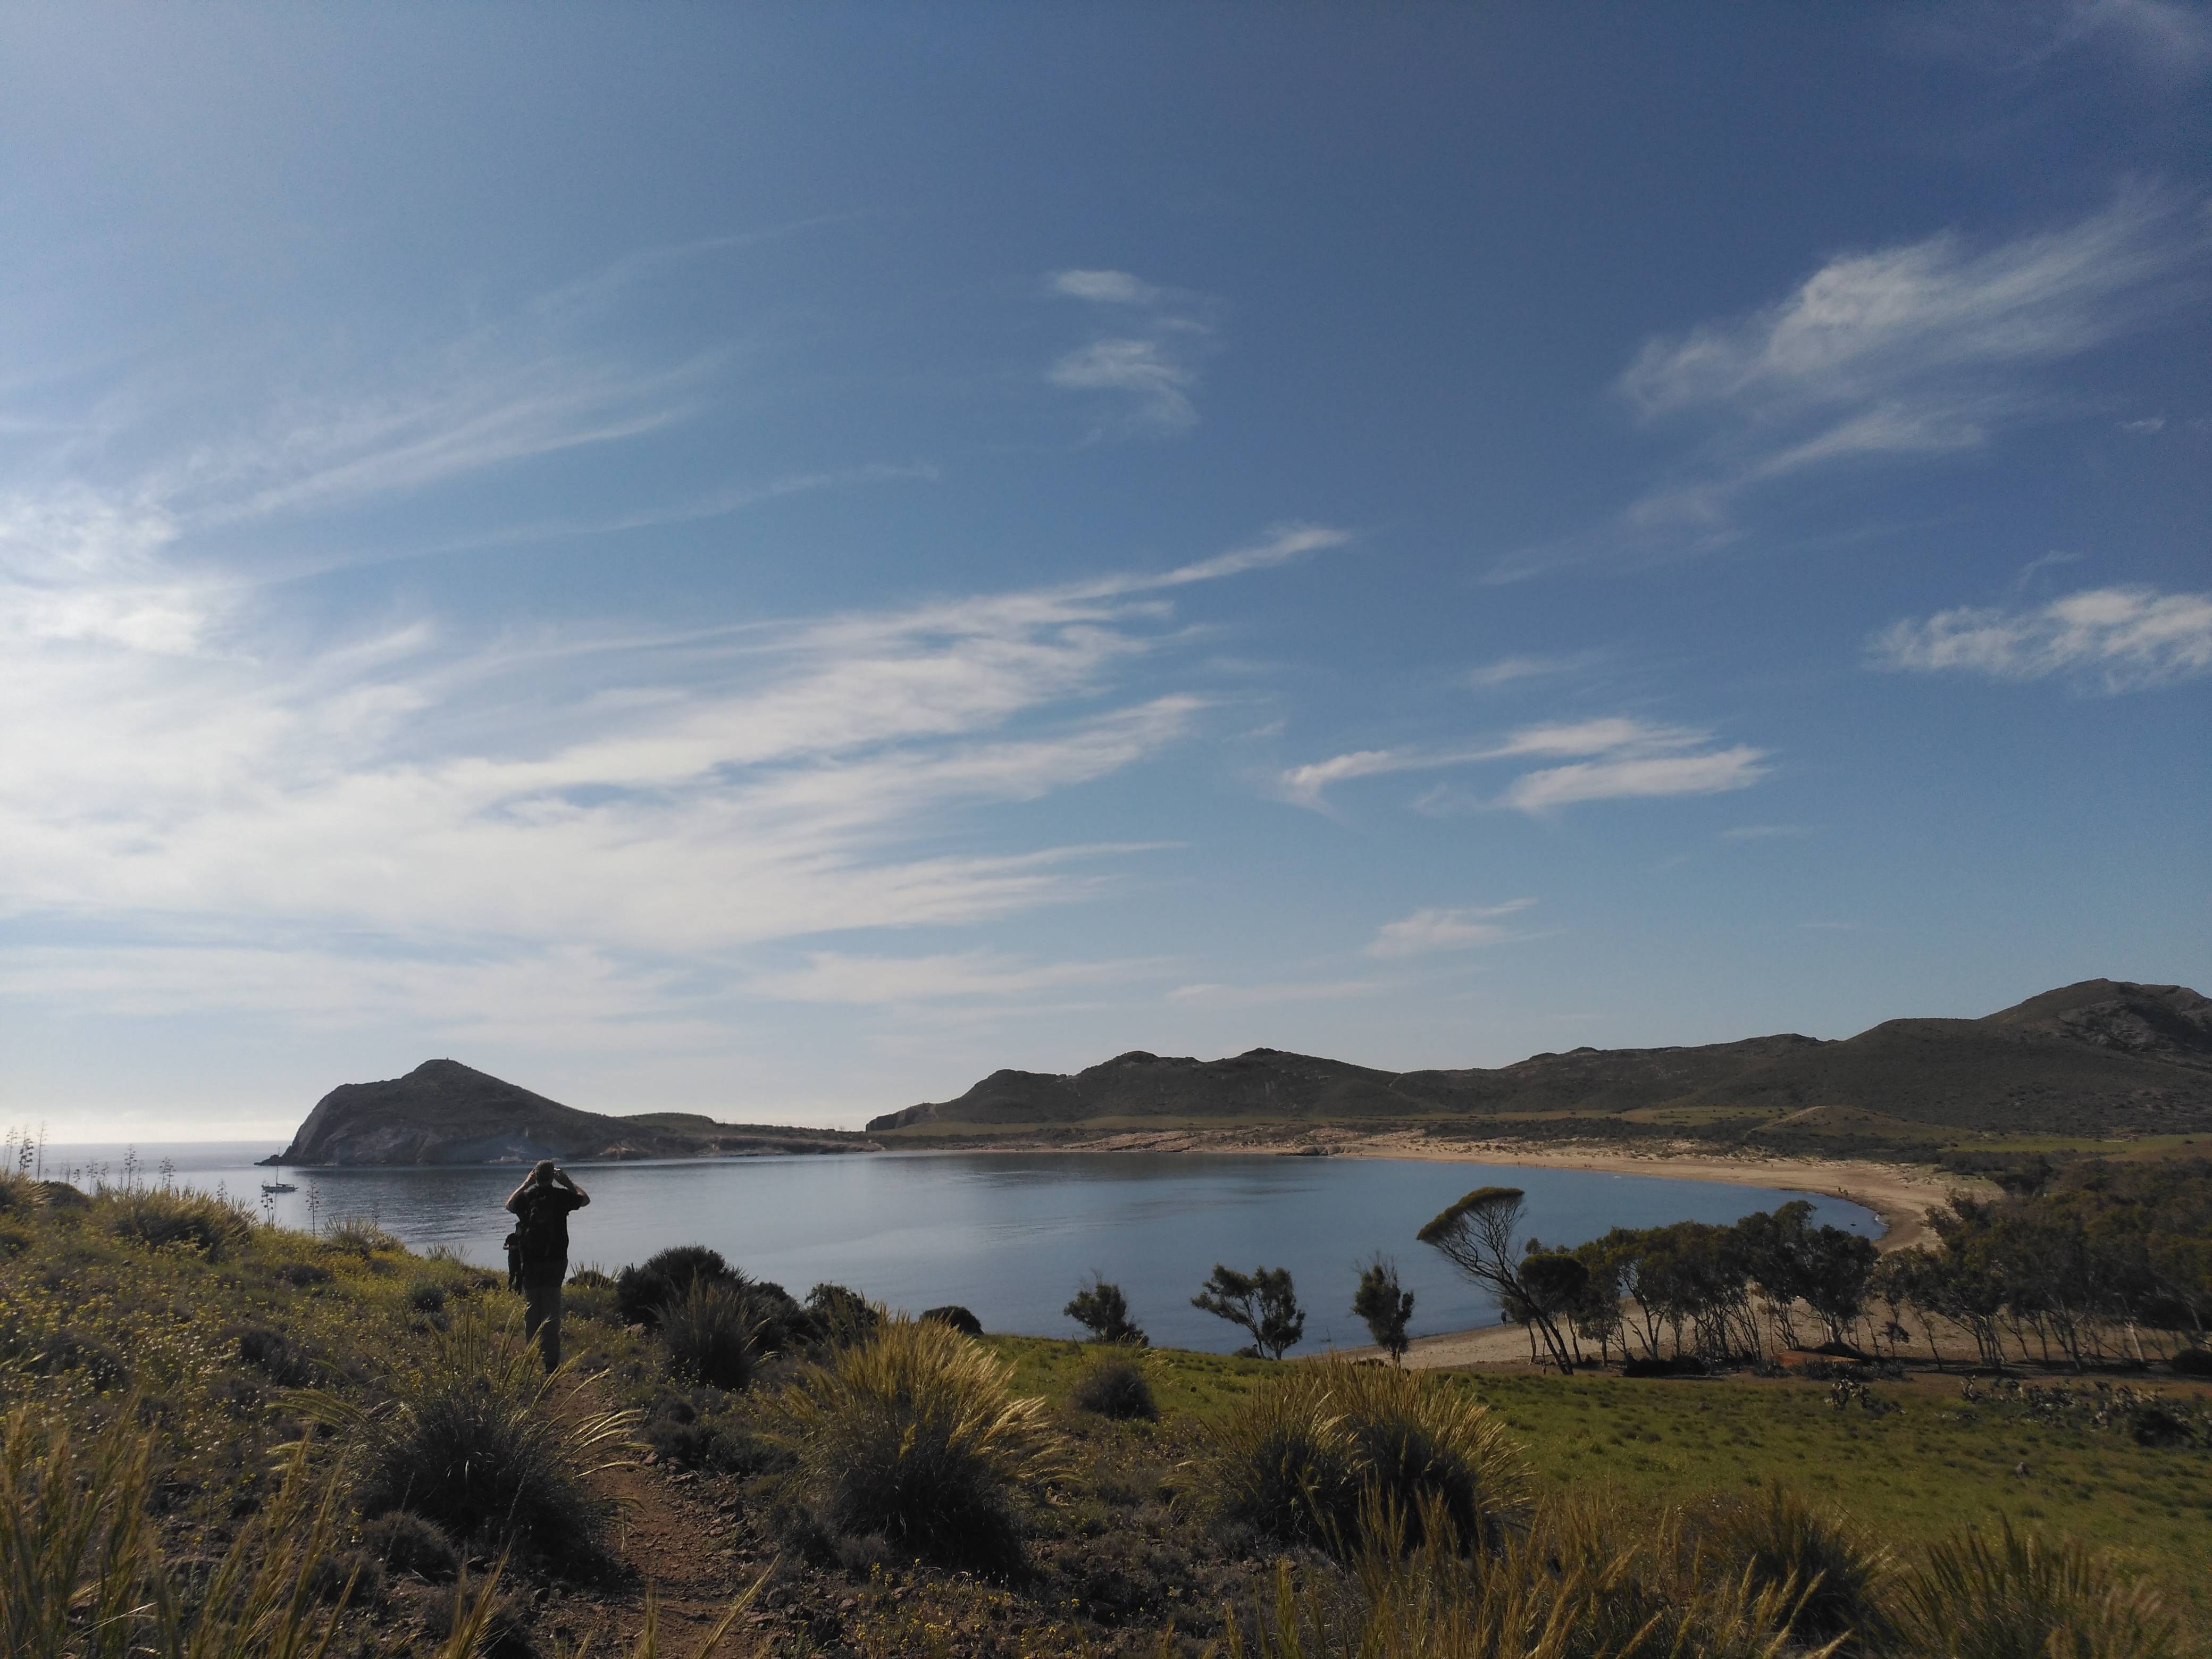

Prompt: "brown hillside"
[868,979,2212,1138]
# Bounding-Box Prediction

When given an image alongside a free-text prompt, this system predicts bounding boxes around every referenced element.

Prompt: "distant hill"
[867,980,2212,1142]
[272,1059,872,1166]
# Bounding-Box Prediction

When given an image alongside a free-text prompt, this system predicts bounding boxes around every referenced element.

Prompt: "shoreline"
[951,1125,1976,1369]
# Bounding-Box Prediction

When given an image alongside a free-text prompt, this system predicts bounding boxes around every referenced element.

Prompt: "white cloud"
[1499,747,1769,812]
[1046,268,1215,438]
[2121,415,2167,433]
[1049,339,1199,435]
[1497,191,2208,579]
[748,949,1169,1006]
[1051,269,1161,305]
[1869,584,2212,691]
[1464,651,1603,688]
[1364,900,1535,959]
[1167,978,1390,1008]
[1280,716,1759,813]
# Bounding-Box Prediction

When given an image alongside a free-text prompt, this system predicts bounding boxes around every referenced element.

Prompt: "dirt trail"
[535,1449,791,1657]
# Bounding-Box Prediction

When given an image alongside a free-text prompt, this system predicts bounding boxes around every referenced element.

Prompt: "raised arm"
[557,1170,591,1206]
[504,1179,533,1214]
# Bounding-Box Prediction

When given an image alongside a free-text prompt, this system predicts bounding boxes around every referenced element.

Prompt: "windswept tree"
[1352,1254,1415,1364]
[1064,1275,1147,1345]
[1418,1187,1576,1373]
[1193,1264,1304,1359]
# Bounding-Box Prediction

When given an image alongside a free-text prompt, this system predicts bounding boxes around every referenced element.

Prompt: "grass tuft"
[658,1276,771,1390]
[1891,1519,2183,1659]
[107,1188,252,1260]
[1069,1350,1159,1420]
[769,1311,1065,1568]
[298,1302,635,1568]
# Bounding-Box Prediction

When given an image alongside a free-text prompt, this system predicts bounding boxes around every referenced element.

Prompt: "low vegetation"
[3,1154,2209,1656]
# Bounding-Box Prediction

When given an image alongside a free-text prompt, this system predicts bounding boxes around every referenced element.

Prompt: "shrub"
[616,1245,735,1328]
[1205,1371,1360,1549]
[304,1304,634,1568]
[564,1278,622,1325]
[1697,1483,1892,1652]
[805,1283,878,1347]
[1891,1520,2183,1659]
[323,1214,399,1257]
[1069,1352,1158,1421]
[659,1278,770,1390]
[920,1304,983,1336]
[1208,1361,1520,1554]
[406,1278,449,1315]
[768,1313,1064,1568]
[1065,1276,1148,1345]
[2167,1347,2212,1378]
[106,1188,250,1259]
[360,1510,460,1580]
[231,1322,315,1385]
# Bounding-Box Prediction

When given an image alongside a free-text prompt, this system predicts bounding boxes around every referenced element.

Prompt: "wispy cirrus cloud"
[1046,267,1218,438]
[1280,717,1765,814]
[1464,650,1605,689]
[1364,900,1536,959]
[1869,584,2212,690]
[1493,189,2210,580]
[747,949,1172,1006]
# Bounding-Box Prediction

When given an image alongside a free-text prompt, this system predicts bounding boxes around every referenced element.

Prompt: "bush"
[106,1188,251,1259]
[307,1304,633,1568]
[920,1304,983,1336]
[231,1322,315,1385]
[643,1393,778,1476]
[1207,1361,1520,1554]
[360,1510,460,1580]
[805,1283,878,1347]
[1065,1277,1147,1346]
[406,1278,449,1316]
[1069,1352,1158,1421]
[2169,1347,2212,1378]
[768,1313,1064,1568]
[1697,1483,1892,1652]
[615,1245,735,1328]
[1891,1519,2183,1659]
[659,1278,770,1390]
[323,1215,399,1257]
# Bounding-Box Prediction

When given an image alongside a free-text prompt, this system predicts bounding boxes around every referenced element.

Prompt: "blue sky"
[3,3,2208,1138]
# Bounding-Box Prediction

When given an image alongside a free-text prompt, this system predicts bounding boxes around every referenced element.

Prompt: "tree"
[1418,1186,1575,1372]
[1192,1264,1304,1359]
[1065,1275,1147,1345]
[1351,1254,1414,1364]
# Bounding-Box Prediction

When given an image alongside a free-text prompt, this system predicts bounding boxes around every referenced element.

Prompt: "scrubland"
[3,1166,2209,1658]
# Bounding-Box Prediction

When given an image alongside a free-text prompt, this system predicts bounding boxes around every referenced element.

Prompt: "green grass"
[998,1335,2212,1632]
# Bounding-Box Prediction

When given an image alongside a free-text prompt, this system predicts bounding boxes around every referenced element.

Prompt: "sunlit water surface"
[43,1144,1877,1354]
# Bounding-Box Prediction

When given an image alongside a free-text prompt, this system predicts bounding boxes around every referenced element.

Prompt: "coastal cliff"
[270,1059,873,1166]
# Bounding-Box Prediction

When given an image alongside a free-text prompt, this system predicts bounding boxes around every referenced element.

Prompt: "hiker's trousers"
[522,1274,564,1371]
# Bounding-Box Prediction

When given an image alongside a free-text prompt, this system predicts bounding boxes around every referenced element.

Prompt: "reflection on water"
[46,1143,1879,1354]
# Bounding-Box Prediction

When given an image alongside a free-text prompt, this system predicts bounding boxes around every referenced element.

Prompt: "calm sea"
[39,1143,1878,1355]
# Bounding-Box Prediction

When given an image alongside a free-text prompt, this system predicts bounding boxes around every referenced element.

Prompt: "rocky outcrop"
[271,1059,873,1166]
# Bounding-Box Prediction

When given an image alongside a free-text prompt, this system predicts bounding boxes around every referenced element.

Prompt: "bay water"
[44,1143,1878,1354]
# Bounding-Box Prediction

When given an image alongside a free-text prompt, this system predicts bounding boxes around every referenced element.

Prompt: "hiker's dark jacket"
[508,1186,586,1285]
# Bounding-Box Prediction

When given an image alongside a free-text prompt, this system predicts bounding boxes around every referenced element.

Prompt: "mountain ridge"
[866,979,2212,1138]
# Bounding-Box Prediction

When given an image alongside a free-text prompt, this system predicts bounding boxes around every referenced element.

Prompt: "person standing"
[504,1160,590,1369]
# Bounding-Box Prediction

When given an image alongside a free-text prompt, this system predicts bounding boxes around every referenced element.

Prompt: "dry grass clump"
[1697,1483,1895,1654]
[1069,1350,1160,1420]
[0,1405,501,1659]
[1208,1360,1521,1554]
[659,1277,772,1391]
[105,1187,252,1260]
[298,1302,635,1568]
[1890,1520,2183,1659]
[769,1311,1065,1568]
